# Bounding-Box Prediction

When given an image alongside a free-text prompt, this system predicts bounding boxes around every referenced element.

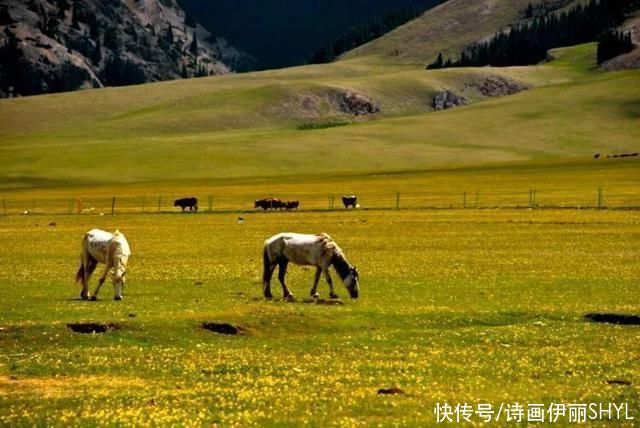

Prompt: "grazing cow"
[75,229,131,301]
[285,200,299,210]
[262,232,360,300]
[342,195,358,209]
[254,198,284,210]
[255,198,273,210]
[174,197,198,212]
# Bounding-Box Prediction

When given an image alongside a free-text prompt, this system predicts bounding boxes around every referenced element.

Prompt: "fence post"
[69,198,74,214]
[208,196,213,212]
[533,190,537,207]
[598,187,604,209]
[463,191,467,209]
[111,197,116,215]
[158,196,162,212]
[396,192,400,209]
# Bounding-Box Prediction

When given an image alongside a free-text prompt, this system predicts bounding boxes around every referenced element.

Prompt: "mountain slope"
[0,43,638,188]
[0,0,249,97]
[340,0,568,65]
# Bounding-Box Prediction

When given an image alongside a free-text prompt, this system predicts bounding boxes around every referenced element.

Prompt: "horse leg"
[81,255,97,300]
[310,267,322,298]
[77,258,90,300]
[263,262,276,299]
[324,268,338,299]
[91,262,111,301]
[278,259,294,300]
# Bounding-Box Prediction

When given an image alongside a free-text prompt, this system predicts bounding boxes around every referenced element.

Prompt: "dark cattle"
[285,201,299,210]
[342,195,358,209]
[272,199,286,210]
[255,198,272,210]
[174,197,198,212]
[255,198,283,210]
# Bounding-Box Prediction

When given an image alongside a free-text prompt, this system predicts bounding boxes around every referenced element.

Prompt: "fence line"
[0,188,638,216]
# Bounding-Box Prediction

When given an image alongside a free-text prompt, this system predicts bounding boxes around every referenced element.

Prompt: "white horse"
[75,229,131,301]
[262,233,359,300]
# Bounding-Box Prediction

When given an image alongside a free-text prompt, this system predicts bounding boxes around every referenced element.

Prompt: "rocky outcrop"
[476,76,528,97]
[338,91,380,115]
[0,0,251,97]
[432,90,468,110]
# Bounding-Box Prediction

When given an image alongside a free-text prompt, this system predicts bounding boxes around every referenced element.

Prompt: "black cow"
[255,198,282,210]
[342,195,358,209]
[174,197,198,212]
[285,200,300,210]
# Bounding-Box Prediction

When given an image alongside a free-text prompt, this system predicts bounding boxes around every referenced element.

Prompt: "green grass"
[0,209,638,426]
[1,43,638,189]
[0,8,638,423]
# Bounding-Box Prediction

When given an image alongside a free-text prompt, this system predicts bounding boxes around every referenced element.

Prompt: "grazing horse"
[174,197,198,212]
[75,229,131,301]
[342,195,358,208]
[262,233,359,300]
[285,200,300,210]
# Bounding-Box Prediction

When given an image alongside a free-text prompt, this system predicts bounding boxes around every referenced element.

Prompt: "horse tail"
[262,246,271,283]
[75,263,84,284]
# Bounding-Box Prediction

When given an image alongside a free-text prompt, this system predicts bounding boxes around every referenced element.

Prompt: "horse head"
[344,266,359,299]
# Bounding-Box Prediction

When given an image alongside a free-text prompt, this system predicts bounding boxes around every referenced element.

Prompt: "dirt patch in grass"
[584,313,640,325]
[67,322,120,334]
[201,322,247,335]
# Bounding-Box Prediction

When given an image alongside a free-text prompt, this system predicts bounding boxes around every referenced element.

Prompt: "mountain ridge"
[0,0,251,97]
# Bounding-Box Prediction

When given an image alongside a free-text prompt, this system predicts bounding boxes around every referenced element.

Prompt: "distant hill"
[179,0,442,70]
[340,0,562,64]
[0,0,251,97]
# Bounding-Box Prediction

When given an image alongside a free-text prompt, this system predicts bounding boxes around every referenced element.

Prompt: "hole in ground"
[202,322,246,335]
[584,313,640,325]
[67,322,120,334]
[378,387,405,395]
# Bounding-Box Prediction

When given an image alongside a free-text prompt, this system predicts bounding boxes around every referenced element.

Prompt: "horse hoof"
[114,296,122,301]
[264,294,273,300]
[283,295,295,302]
[312,293,320,299]
[81,294,89,301]
[90,296,97,301]
[330,293,339,299]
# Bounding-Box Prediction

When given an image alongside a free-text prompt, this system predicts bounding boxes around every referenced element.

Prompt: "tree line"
[427,0,639,69]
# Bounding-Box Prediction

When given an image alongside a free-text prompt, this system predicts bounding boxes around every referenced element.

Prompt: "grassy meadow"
[0,208,638,426]
[0,4,639,422]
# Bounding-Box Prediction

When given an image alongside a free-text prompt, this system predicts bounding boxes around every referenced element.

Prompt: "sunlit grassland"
[0,209,638,426]
[2,44,634,189]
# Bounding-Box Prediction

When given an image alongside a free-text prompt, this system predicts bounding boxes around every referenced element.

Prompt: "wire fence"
[1,187,638,216]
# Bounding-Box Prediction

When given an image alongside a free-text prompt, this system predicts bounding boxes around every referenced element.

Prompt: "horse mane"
[328,248,351,282]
